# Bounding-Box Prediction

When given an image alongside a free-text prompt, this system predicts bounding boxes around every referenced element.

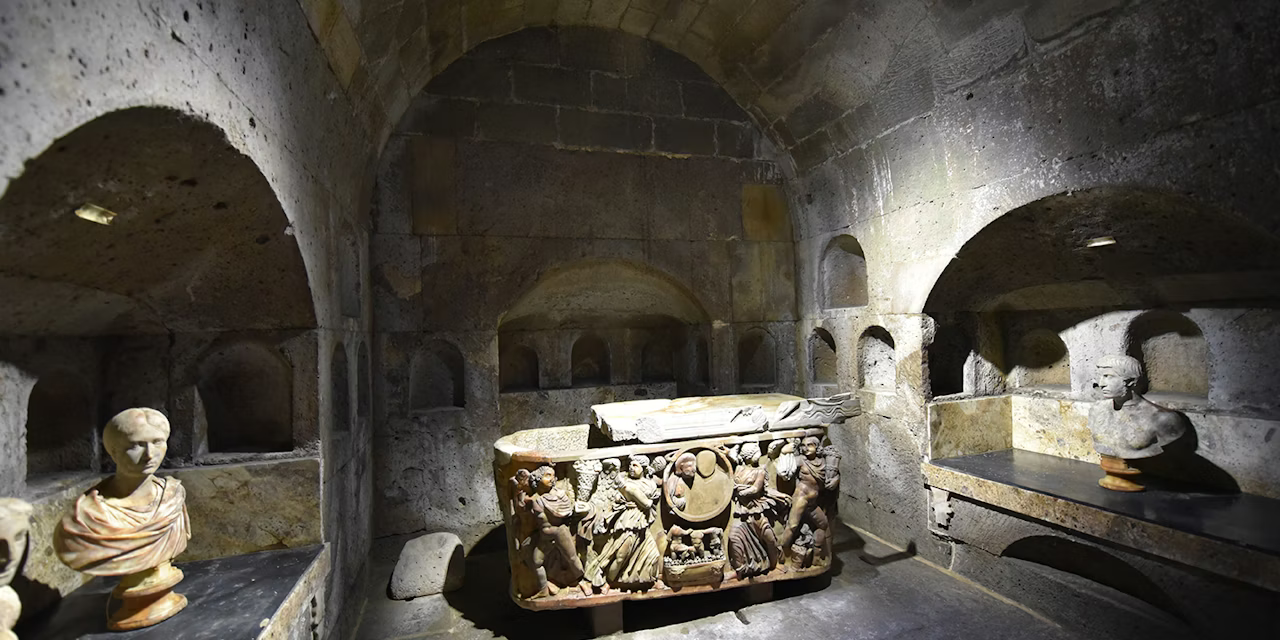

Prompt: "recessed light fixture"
[1085,236,1116,248]
[74,203,117,225]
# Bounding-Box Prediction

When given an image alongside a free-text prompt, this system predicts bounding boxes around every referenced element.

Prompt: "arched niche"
[693,336,711,386]
[571,334,611,387]
[810,328,837,385]
[928,318,972,398]
[1126,311,1208,396]
[738,328,776,388]
[25,372,96,475]
[357,342,371,419]
[1012,329,1071,389]
[499,342,540,392]
[499,260,710,331]
[409,341,466,411]
[198,342,294,453]
[641,337,676,382]
[331,342,351,433]
[0,107,316,335]
[859,326,896,391]
[821,235,868,309]
[923,188,1280,314]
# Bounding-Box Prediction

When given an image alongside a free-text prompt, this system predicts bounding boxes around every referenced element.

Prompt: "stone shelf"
[924,449,1280,592]
[17,545,328,639]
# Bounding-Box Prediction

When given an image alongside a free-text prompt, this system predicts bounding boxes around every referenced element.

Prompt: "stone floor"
[348,523,1078,640]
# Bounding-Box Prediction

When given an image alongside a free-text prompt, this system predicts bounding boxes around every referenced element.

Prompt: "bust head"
[1095,355,1142,401]
[0,498,33,587]
[674,452,697,480]
[529,465,556,494]
[628,454,649,479]
[103,408,171,479]
[739,441,762,465]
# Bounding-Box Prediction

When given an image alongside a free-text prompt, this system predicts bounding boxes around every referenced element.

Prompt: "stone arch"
[810,328,837,385]
[409,341,466,410]
[198,341,294,453]
[923,188,1280,314]
[25,371,96,475]
[1125,311,1208,396]
[0,106,316,335]
[571,334,611,386]
[859,326,896,391]
[1001,536,1185,628]
[332,342,351,433]
[737,328,776,388]
[499,259,711,331]
[499,342,540,392]
[1012,329,1071,389]
[821,235,869,309]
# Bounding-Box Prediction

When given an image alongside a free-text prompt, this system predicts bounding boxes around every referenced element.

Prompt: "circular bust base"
[107,564,187,630]
[1098,454,1144,492]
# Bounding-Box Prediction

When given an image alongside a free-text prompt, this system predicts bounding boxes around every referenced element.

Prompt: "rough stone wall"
[0,1,376,635]
[372,26,796,544]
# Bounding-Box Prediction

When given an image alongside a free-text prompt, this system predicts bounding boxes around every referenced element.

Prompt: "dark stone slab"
[934,449,1280,556]
[18,545,324,640]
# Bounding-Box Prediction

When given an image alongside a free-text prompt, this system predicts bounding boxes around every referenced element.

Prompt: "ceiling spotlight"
[1085,236,1116,248]
[74,203,117,225]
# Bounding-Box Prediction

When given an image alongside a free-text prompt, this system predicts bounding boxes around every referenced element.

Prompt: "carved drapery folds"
[498,393,847,608]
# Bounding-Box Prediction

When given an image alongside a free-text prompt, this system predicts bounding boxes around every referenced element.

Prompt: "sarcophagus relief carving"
[493,393,858,609]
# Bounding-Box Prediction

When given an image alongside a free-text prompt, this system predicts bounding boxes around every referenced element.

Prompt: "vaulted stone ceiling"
[299,0,950,167]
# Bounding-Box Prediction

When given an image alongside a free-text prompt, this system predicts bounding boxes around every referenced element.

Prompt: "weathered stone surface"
[389,532,464,599]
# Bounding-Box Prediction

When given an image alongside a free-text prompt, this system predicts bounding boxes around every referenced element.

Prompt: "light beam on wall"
[1085,236,1116,248]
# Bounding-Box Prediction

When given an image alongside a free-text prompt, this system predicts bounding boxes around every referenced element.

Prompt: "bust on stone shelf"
[54,408,191,630]
[1088,355,1188,492]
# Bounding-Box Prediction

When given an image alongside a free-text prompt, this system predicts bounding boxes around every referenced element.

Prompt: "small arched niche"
[1126,311,1208,396]
[928,318,972,398]
[198,342,294,453]
[410,341,466,410]
[738,328,777,388]
[859,326,896,391]
[693,336,710,386]
[641,337,676,382]
[25,372,96,475]
[810,328,837,385]
[499,341,540,392]
[331,342,351,433]
[1012,329,1071,389]
[571,334,611,387]
[821,235,868,309]
[357,342,371,419]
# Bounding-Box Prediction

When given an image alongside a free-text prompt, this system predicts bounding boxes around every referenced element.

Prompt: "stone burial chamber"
[1,1,1279,639]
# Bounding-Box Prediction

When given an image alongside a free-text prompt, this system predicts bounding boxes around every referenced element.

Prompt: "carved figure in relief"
[771,392,860,429]
[1,498,33,640]
[789,523,817,569]
[1088,355,1188,492]
[726,442,790,579]
[54,408,191,631]
[777,436,838,569]
[664,452,697,511]
[584,455,662,590]
[588,459,622,535]
[517,465,592,597]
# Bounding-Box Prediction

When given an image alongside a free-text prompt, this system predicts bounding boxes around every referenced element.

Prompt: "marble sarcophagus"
[492,393,858,610]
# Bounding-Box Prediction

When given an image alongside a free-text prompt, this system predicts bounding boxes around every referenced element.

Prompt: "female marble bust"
[54,408,190,630]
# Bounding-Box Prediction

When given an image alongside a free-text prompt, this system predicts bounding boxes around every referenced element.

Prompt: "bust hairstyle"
[1096,354,1142,384]
[103,408,170,459]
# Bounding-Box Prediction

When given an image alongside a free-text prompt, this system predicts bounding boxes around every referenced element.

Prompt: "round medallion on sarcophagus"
[663,446,732,523]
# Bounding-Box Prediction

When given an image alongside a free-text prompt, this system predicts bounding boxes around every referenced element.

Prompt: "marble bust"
[54,408,191,630]
[1,498,33,640]
[1088,355,1187,491]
